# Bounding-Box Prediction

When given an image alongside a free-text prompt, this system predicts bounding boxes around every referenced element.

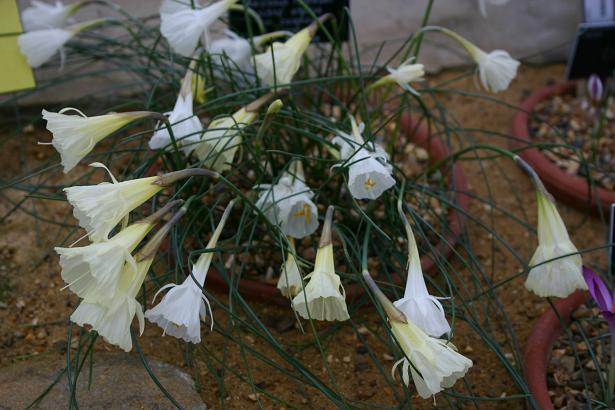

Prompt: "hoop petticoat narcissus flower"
[72,206,187,352]
[193,93,272,172]
[149,67,203,154]
[394,202,450,337]
[160,0,238,57]
[18,19,106,68]
[332,117,396,200]
[436,27,519,93]
[209,30,253,73]
[254,14,330,87]
[292,206,349,321]
[514,156,587,298]
[42,108,157,173]
[56,200,181,303]
[65,167,217,242]
[277,237,303,298]
[255,160,319,239]
[21,1,82,31]
[145,200,234,343]
[362,271,472,399]
[367,59,425,95]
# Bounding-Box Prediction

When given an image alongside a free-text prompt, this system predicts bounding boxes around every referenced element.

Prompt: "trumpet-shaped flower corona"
[438,28,519,93]
[255,161,319,239]
[160,0,238,57]
[43,108,152,173]
[22,1,80,31]
[72,206,187,352]
[56,222,151,302]
[254,16,328,86]
[525,189,587,298]
[390,320,472,398]
[362,271,472,399]
[65,168,216,242]
[209,31,253,73]
[146,200,234,343]
[368,59,424,95]
[513,156,587,298]
[292,206,349,321]
[277,238,303,298]
[149,67,203,154]
[393,203,450,337]
[18,28,73,68]
[66,176,162,242]
[18,19,106,68]
[193,93,272,171]
[332,117,396,200]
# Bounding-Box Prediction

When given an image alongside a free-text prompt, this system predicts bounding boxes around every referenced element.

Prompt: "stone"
[0,352,206,409]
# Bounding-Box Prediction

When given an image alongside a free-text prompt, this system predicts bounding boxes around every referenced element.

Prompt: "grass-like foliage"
[1,0,612,408]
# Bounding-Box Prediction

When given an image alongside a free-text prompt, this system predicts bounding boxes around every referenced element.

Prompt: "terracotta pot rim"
[206,114,470,306]
[523,280,591,410]
[510,81,615,214]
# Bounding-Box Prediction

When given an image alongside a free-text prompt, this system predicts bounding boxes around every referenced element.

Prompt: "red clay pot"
[510,82,615,214]
[523,288,589,410]
[206,114,470,306]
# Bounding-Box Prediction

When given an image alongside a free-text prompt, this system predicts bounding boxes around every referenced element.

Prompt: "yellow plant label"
[0,1,36,93]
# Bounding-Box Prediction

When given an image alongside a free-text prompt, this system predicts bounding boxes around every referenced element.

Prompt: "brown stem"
[362,271,407,323]
[307,13,334,37]
[136,207,187,262]
[138,199,184,225]
[319,205,334,248]
[154,168,219,187]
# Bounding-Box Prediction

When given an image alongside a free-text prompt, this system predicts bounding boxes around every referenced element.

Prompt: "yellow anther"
[364,177,377,190]
[293,203,312,224]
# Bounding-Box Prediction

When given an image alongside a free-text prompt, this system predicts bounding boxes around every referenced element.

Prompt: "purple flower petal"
[583,267,612,312]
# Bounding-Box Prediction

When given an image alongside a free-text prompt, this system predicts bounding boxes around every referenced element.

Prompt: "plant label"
[0,1,35,94]
[229,0,349,43]
[565,22,615,79]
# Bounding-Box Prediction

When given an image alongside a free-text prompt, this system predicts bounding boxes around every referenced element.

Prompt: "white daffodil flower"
[363,271,472,399]
[149,68,203,154]
[393,203,450,337]
[193,93,272,171]
[368,59,425,95]
[292,206,349,321]
[18,28,73,68]
[65,167,216,242]
[72,206,186,352]
[71,258,150,352]
[437,28,519,93]
[277,238,303,298]
[146,200,234,343]
[478,0,509,17]
[390,320,472,398]
[22,1,80,31]
[526,190,587,298]
[209,30,253,73]
[332,117,396,200]
[254,16,328,86]
[57,223,150,302]
[42,108,153,173]
[18,19,105,68]
[514,156,587,298]
[255,161,319,239]
[56,200,180,303]
[160,0,238,57]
